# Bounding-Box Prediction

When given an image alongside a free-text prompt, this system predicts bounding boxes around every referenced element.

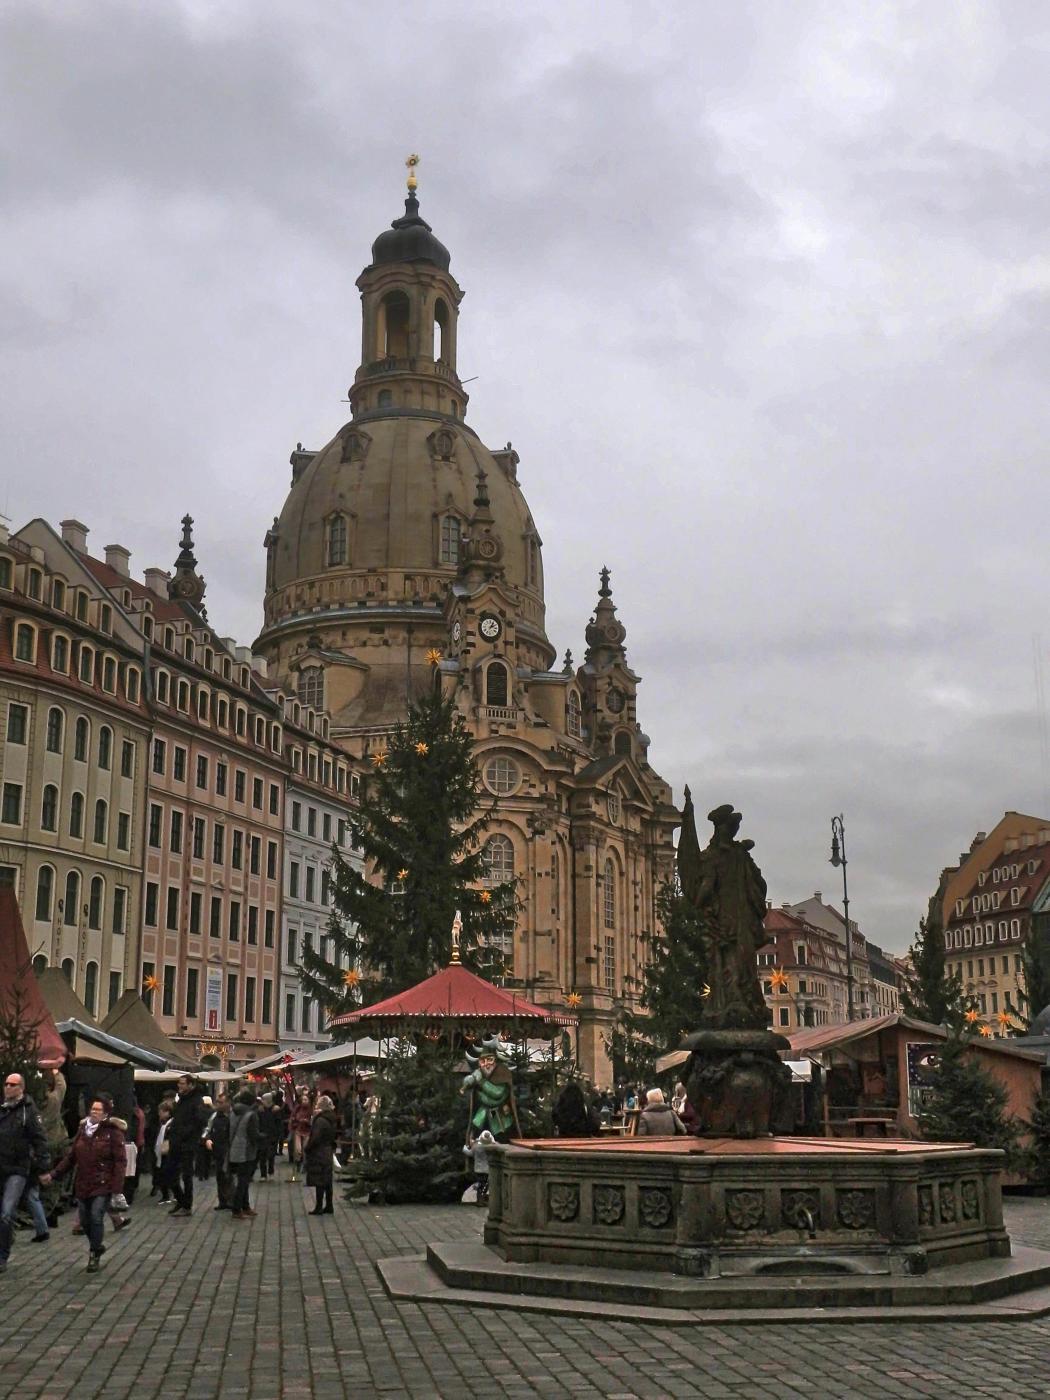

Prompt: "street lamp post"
[830,814,855,1022]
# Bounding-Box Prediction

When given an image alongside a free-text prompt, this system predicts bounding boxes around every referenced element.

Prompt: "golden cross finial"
[406,153,420,191]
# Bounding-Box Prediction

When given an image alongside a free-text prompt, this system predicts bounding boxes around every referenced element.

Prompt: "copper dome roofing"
[369,193,451,272]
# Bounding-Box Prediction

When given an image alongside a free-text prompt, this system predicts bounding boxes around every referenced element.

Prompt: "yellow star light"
[479,890,492,904]
[566,992,583,1008]
[143,974,159,992]
[997,1010,1013,1029]
[978,1024,993,1038]
[425,649,442,666]
[770,968,789,991]
[964,1008,980,1024]
[701,982,712,999]
[343,969,360,988]
[372,750,387,767]
[415,741,429,755]
[397,868,409,881]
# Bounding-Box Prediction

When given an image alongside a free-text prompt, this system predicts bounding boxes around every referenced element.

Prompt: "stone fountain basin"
[483,1136,1010,1278]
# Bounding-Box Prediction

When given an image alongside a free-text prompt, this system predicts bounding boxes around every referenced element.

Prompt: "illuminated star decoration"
[372,750,387,767]
[343,969,360,989]
[978,1025,993,1038]
[397,868,409,881]
[996,1010,1013,1029]
[479,890,492,904]
[701,982,712,999]
[770,968,789,991]
[425,648,442,666]
[415,741,429,755]
[566,992,583,1009]
[143,974,159,993]
[964,1008,980,1024]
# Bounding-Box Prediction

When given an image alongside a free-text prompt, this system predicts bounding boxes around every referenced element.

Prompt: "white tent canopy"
[286,1039,386,1069]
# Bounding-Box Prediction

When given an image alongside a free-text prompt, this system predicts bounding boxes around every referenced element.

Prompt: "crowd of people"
[551,1080,698,1138]
[0,1071,348,1276]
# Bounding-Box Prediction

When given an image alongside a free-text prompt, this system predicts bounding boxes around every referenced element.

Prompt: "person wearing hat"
[256,1092,281,1183]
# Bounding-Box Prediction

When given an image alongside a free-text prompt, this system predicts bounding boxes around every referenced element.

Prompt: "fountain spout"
[791,1204,817,1239]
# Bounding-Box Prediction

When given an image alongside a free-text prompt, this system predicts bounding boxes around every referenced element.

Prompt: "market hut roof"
[330,963,576,1032]
[100,992,198,1068]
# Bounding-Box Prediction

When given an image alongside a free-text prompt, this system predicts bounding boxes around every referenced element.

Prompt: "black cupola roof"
[369,192,451,272]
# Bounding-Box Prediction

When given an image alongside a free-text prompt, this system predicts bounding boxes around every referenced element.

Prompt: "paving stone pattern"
[5,1177,1050,1399]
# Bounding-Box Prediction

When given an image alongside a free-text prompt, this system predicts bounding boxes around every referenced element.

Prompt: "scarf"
[83,1118,102,1138]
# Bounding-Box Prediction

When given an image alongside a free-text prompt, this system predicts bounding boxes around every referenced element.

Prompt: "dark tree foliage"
[902,881,965,1026]
[605,881,710,1082]
[1018,928,1050,1031]
[299,686,518,1023]
[1024,1091,1050,1190]
[918,1031,1022,1170]
[342,1043,468,1204]
[0,976,46,1108]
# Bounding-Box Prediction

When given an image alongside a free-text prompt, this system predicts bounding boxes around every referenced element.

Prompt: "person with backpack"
[0,1073,50,1273]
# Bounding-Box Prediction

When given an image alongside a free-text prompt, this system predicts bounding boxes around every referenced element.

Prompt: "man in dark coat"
[168,1075,209,1216]
[0,1073,49,1273]
[255,1093,281,1181]
[204,1097,233,1210]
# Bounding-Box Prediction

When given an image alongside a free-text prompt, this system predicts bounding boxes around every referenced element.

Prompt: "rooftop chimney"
[60,519,88,553]
[813,891,822,902]
[104,544,131,577]
[144,568,170,598]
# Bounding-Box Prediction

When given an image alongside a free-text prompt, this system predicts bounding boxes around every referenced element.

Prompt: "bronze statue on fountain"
[678,791,792,1137]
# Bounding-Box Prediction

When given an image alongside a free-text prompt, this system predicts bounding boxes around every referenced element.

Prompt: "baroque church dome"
[256,172,554,730]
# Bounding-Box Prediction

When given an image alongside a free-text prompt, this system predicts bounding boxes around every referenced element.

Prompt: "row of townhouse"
[0,515,363,1063]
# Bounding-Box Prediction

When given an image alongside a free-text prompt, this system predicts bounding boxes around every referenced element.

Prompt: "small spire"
[473,466,490,511]
[406,152,420,192]
[599,565,612,598]
[562,648,574,675]
[168,513,207,613]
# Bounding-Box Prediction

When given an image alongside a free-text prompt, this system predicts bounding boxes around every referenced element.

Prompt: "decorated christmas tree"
[299,677,518,1022]
[0,978,45,1108]
[343,1041,467,1204]
[902,879,965,1026]
[918,1022,1021,1167]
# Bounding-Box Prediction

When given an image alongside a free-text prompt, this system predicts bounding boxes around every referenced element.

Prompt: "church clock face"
[451,620,462,644]
[479,614,502,642]
[606,687,625,714]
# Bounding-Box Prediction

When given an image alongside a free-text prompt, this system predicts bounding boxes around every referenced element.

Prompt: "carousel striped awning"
[330,962,577,1031]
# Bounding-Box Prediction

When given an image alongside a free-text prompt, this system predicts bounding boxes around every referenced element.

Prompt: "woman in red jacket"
[288,1089,313,1182]
[44,1095,126,1273]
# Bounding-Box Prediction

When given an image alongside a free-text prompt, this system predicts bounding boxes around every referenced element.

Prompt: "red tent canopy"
[330,961,576,1033]
[0,886,68,1068]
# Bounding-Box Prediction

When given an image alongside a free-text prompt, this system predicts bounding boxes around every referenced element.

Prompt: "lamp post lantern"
[830,814,855,1022]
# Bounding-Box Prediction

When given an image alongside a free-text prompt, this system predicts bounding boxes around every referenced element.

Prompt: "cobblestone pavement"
[5,1176,1050,1400]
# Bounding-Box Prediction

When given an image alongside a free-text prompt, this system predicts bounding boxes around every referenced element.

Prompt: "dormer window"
[142,615,154,640]
[75,591,88,622]
[326,515,348,567]
[52,579,66,610]
[14,623,36,662]
[100,603,112,634]
[163,627,175,650]
[27,569,42,601]
[0,557,11,590]
[298,667,324,710]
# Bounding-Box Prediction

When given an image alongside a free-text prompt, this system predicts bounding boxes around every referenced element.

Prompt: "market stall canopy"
[100,992,198,1069]
[236,1050,296,1074]
[56,1020,167,1071]
[0,887,67,1068]
[286,1039,386,1069]
[36,968,124,1065]
[789,1011,1046,1063]
[330,962,577,1034]
[133,1068,241,1084]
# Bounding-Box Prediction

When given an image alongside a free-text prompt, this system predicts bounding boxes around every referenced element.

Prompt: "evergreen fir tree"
[342,1042,467,1203]
[1024,1091,1050,1189]
[1017,928,1050,1031]
[902,880,964,1025]
[299,683,518,1022]
[0,976,45,1108]
[918,1030,1022,1168]
[605,880,710,1081]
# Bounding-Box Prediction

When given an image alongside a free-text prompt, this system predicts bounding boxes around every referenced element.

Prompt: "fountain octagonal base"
[483,1136,1010,1278]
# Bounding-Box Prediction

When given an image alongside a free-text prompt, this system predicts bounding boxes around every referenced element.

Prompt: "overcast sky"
[4,1,1049,953]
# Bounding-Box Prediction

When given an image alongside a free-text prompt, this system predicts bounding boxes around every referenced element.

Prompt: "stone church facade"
[254,175,678,1081]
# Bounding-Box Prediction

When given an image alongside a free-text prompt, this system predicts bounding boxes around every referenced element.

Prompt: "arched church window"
[434,298,449,362]
[380,291,410,358]
[614,730,632,756]
[298,668,324,710]
[326,515,347,567]
[603,857,616,929]
[439,515,460,565]
[482,834,514,888]
[567,690,582,738]
[486,661,508,707]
